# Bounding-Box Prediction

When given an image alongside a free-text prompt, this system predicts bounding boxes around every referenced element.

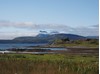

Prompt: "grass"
[51,39,99,48]
[51,43,99,48]
[0,54,98,74]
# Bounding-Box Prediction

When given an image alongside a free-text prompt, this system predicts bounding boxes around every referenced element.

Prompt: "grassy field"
[0,54,98,74]
[50,39,99,48]
[50,43,99,48]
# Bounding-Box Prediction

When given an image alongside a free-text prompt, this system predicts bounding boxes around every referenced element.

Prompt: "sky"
[0,0,99,39]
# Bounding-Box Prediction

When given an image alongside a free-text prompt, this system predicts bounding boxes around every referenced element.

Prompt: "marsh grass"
[0,54,98,74]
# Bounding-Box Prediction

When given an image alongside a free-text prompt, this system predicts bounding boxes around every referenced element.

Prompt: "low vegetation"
[51,38,99,47]
[0,54,98,74]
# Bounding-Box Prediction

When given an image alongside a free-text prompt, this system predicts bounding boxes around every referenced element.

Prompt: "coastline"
[0,46,98,55]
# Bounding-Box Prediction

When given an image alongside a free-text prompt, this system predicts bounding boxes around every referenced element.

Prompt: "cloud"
[91,24,99,28]
[0,32,38,39]
[50,31,60,34]
[0,21,72,39]
[70,24,99,36]
[0,21,71,31]
[0,21,35,29]
[40,30,48,34]
[0,20,99,39]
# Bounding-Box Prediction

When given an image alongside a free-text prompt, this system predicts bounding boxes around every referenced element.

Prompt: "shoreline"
[0,47,98,55]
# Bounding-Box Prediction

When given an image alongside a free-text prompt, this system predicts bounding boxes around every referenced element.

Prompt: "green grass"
[0,54,98,74]
[52,39,99,48]
[52,43,99,48]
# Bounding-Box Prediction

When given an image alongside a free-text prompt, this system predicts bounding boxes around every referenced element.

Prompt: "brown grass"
[0,54,98,74]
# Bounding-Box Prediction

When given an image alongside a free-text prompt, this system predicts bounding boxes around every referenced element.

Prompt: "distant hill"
[50,34,86,40]
[36,33,50,38]
[13,36,48,43]
[0,33,87,43]
[86,36,99,39]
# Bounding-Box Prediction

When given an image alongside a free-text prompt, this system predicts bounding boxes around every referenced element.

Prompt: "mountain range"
[0,33,98,43]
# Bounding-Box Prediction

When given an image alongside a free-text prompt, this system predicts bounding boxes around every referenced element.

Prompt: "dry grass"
[0,54,98,74]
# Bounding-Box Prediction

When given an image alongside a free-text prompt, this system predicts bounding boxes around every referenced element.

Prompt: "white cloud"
[0,21,71,31]
[0,21,99,39]
[70,25,99,36]
[0,32,38,39]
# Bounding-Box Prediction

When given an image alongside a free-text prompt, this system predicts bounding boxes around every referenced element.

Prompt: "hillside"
[86,36,99,39]
[0,33,86,43]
